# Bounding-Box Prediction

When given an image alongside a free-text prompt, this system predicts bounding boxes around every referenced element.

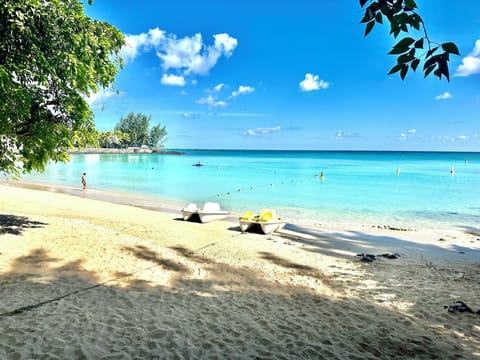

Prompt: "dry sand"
[0,183,479,359]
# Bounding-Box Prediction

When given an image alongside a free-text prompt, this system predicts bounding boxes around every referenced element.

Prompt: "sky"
[83,0,480,151]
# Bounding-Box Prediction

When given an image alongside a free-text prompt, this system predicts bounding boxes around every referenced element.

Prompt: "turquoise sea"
[21,150,480,230]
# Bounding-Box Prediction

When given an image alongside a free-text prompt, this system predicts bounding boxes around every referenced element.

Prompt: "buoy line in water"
[199,172,325,203]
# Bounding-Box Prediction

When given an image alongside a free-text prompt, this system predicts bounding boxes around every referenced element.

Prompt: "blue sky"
[84,0,480,151]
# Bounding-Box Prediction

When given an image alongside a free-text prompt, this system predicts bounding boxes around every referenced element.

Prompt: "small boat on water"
[192,161,203,167]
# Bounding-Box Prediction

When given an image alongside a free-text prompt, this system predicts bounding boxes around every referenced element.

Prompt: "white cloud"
[435,92,452,100]
[457,135,467,140]
[182,112,202,119]
[299,73,329,92]
[331,130,356,140]
[206,83,225,93]
[196,95,228,108]
[435,135,456,143]
[214,101,228,108]
[196,95,215,106]
[211,112,269,117]
[119,33,148,64]
[472,40,480,57]
[161,74,186,86]
[455,40,480,77]
[214,33,238,55]
[179,111,267,119]
[86,88,123,109]
[158,33,203,72]
[231,85,255,98]
[148,28,166,47]
[245,126,281,136]
[398,129,417,140]
[334,130,344,140]
[158,32,238,75]
[213,83,225,92]
[119,29,166,64]
[119,28,238,81]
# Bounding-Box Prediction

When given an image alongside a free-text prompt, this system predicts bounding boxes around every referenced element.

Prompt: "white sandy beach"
[0,183,480,359]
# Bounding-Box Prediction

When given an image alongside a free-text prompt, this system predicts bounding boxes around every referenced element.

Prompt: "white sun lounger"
[239,209,285,234]
[181,202,230,223]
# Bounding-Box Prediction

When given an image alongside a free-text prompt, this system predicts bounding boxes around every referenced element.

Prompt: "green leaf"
[411,58,420,72]
[365,20,375,37]
[360,0,369,7]
[426,46,439,58]
[423,57,436,70]
[375,12,383,24]
[398,52,414,64]
[368,2,379,12]
[414,38,424,49]
[400,65,408,80]
[379,3,391,16]
[393,37,415,49]
[360,14,370,23]
[410,14,421,30]
[438,59,450,81]
[424,65,436,77]
[442,42,460,56]
[405,0,417,10]
[388,47,409,55]
[388,64,404,75]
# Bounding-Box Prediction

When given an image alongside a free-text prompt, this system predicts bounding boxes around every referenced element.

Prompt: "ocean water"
[21,150,480,229]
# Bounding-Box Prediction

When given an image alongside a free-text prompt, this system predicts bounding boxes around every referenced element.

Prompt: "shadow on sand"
[0,238,478,359]
[271,223,480,262]
[0,214,47,236]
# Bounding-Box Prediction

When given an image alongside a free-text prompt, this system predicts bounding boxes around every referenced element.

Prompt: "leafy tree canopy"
[149,123,168,149]
[0,0,124,177]
[114,113,167,149]
[360,0,460,81]
[96,130,130,149]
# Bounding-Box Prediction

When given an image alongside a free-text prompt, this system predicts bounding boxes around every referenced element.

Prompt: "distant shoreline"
[69,148,185,155]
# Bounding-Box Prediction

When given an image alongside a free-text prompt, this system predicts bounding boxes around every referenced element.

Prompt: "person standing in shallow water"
[81,173,87,196]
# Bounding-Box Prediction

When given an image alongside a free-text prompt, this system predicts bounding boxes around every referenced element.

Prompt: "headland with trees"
[71,112,183,155]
